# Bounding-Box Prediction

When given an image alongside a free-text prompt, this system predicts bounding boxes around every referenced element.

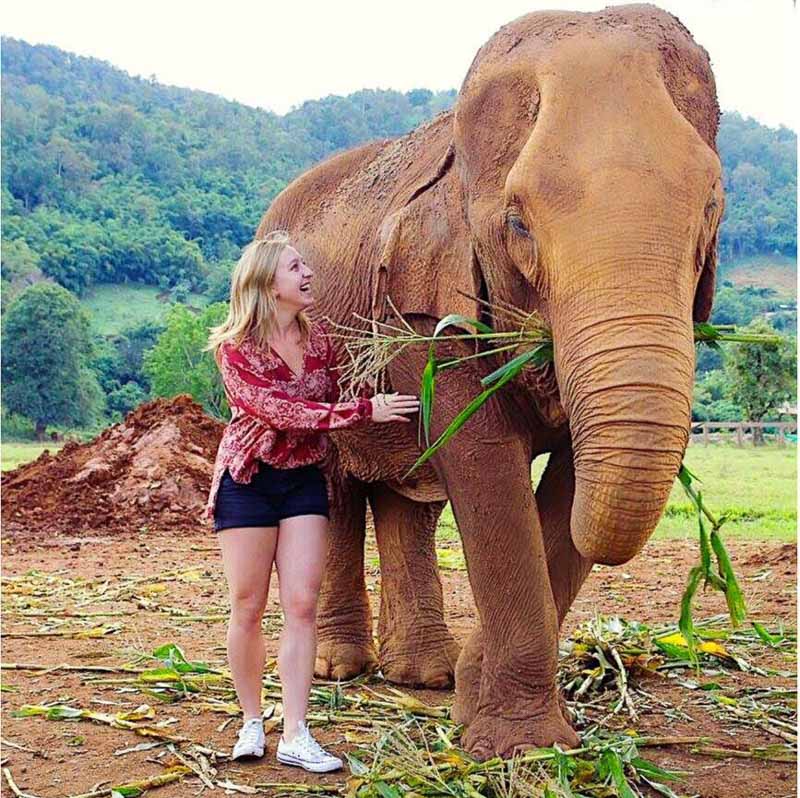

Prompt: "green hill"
[1,37,795,435]
[721,255,797,301]
[1,37,795,310]
[80,284,207,336]
[0,37,455,303]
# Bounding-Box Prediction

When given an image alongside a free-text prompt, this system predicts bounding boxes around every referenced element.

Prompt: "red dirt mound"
[1,396,224,540]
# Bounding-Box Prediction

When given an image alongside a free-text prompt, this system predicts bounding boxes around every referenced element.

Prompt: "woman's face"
[272,245,315,310]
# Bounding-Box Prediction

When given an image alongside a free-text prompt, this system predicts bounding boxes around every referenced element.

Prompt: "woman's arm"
[221,343,372,431]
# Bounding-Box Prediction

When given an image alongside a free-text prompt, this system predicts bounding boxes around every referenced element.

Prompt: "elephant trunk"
[552,260,696,566]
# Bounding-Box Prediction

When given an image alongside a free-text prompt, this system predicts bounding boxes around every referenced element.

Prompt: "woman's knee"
[281,588,319,624]
[229,591,267,627]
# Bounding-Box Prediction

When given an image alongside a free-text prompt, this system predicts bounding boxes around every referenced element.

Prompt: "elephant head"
[379,7,725,565]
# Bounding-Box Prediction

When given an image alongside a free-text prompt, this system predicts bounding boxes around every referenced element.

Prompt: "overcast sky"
[3,1,797,130]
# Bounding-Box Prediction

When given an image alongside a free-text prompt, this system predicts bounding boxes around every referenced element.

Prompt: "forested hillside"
[1,38,455,303]
[1,38,796,436]
[2,38,796,306]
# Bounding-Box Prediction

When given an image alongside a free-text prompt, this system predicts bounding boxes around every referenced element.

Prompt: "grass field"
[1,441,66,471]
[81,283,207,336]
[720,254,797,301]
[4,440,796,541]
[437,443,797,544]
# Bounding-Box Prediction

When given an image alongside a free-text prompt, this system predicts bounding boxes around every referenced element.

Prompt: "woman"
[204,231,418,772]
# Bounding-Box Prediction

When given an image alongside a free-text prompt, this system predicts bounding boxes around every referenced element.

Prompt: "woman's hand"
[370,393,420,423]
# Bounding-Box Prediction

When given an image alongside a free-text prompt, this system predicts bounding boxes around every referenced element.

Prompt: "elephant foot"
[380,629,461,688]
[454,683,574,729]
[315,638,378,681]
[462,702,580,761]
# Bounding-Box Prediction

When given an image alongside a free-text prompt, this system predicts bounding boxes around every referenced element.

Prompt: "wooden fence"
[689,421,797,446]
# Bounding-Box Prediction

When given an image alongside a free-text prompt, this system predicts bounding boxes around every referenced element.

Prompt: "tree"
[143,302,229,419]
[692,369,742,421]
[203,260,234,303]
[0,237,46,311]
[724,318,797,443]
[114,319,166,391]
[710,286,755,326]
[106,380,148,420]
[407,88,433,107]
[1,283,104,438]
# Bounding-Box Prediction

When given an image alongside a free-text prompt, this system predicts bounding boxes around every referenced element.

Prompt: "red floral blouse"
[205,320,373,521]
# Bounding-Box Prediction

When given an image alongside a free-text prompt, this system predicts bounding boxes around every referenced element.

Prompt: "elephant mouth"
[521,360,567,428]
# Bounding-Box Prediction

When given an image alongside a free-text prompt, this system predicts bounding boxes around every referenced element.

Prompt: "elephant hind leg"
[315,475,378,680]
[368,483,460,688]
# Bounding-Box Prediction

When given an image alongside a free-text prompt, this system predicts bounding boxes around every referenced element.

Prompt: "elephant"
[255,4,725,759]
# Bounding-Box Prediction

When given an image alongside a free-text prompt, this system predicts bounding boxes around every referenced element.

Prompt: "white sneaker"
[277,721,343,773]
[231,717,265,759]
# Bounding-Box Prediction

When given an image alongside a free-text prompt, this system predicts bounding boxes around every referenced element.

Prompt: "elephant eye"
[507,213,530,239]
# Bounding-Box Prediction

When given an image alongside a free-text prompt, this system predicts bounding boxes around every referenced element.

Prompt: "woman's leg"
[275,514,328,740]
[219,526,279,720]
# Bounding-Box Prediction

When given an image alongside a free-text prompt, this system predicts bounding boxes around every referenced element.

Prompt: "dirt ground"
[1,525,796,798]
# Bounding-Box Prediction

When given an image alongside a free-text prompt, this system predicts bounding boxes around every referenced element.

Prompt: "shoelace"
[239,719,262,747]
[296,726,328,760]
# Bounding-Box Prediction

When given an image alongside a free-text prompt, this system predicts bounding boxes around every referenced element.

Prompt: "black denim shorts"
[213,461,329,532]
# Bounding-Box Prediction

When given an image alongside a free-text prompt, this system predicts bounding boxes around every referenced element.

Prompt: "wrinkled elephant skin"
[257,5,724,759]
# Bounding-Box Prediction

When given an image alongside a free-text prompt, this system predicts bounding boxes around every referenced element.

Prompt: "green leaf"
[374,781,402,798]
[640,777,684,798]
[47,705,83,720]
[630,756,683,782]
[405,362,518,476]
[697,499,713,583]
[752,621,781,647]
[654,639,693,662]
[110,787,142,798]
[420,354,437,447]
[677,463,701,489]
[346,754,369,776]
[150,642,211,674]
[598,750,637,798]
[433,314,493,337]
[678,565,703,664]
[480,344,551,387]
[710,530,747,627]
[552,748,578,795]
[693,322,721,340]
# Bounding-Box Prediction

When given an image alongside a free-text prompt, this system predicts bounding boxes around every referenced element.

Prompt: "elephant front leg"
[386,320,576,757]
[452,444,592,728]
[441,435,579,759]
[368,483,460,688]
[315,475,378,680]
[538,443,593,628]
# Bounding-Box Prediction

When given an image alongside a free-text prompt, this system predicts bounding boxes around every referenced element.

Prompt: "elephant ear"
[692,181,725,323]
[371,147,483,334]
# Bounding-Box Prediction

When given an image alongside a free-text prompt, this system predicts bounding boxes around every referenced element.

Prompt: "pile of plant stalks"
[4,609,795,797]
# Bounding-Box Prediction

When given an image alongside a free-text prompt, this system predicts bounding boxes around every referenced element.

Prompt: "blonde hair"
[205,231,312,364]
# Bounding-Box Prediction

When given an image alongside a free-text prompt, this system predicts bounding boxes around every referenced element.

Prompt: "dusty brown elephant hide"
[255,4,724,759]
